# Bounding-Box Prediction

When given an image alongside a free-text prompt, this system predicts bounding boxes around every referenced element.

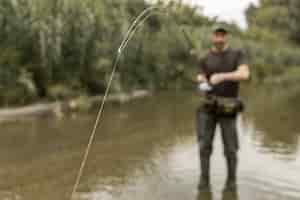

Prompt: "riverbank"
[0,90,151,123]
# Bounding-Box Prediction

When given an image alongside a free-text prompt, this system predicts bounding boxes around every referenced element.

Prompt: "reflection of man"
[196,189,239,200]
[222,190,239,200]
[195,26,250,191]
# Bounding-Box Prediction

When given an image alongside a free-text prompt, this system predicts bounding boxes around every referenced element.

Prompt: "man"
[195,26,250,191]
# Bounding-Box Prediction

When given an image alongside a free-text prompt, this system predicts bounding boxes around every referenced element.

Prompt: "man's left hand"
[210,73,226,85]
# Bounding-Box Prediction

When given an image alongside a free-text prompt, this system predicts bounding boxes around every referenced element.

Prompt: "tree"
[246,0,300,44]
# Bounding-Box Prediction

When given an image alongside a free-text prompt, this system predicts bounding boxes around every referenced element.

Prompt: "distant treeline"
[0,0,300,106]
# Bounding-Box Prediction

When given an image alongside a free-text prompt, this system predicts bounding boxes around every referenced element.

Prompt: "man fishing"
[195,25,250,191]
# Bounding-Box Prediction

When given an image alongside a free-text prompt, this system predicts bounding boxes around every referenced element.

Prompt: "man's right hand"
[197,74,208,83]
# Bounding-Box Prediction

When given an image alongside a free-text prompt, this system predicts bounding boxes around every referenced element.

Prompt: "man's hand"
[197,74,208,83]
[210,73,226,85]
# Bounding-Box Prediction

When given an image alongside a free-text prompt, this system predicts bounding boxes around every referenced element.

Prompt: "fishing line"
[119,6,160,53]
[69,6,162,199]
[69,4,196,199]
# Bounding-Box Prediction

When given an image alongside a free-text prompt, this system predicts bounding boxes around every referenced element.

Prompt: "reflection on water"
[196,190,213,200]
[196,190,239,200]
[245,87,300,157]
[0,89,299,200]
[221,190,239,200]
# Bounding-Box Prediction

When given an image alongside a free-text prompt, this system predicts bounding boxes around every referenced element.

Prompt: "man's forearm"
[220,65,250,82]
[221,71,249,82]
[209,65,250,85]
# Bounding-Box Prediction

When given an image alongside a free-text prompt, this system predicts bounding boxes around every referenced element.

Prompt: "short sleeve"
[237,50,248,66]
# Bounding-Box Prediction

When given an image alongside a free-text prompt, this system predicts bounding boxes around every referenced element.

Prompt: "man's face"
[211,32,227,49]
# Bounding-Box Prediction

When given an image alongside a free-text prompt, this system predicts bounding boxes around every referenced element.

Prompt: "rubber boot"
[224,155,237,191]
[198,155,210,191]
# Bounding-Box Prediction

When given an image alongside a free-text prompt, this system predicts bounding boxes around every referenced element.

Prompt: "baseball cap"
[213,25,228,34]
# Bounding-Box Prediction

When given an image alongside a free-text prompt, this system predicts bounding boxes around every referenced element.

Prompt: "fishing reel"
[198,82,213,93]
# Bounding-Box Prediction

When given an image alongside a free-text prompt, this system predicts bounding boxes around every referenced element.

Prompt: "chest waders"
[196,95,243,191]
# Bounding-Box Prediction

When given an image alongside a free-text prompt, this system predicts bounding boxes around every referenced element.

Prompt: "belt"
[199,95,244,115]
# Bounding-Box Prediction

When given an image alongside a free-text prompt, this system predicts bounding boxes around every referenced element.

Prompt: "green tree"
[246,0,300,44]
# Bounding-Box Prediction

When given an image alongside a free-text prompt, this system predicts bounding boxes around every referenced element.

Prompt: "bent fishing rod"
[69,5,198,199]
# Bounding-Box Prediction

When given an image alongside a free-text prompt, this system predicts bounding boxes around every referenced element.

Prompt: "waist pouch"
[200,96,245,115]
[215,97,244,115]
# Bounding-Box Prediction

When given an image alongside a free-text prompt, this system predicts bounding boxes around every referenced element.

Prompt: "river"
[0,88,299,200]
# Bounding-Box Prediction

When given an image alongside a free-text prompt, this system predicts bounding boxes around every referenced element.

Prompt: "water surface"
[0,89,299,200]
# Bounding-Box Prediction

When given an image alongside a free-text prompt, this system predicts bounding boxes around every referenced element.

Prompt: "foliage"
[0,0,299,106]
[246,0,300,44]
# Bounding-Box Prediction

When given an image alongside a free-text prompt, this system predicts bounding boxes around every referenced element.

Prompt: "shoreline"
[0,90,151,123]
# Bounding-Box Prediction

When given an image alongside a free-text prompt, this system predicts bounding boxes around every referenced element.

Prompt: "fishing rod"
[181,28,196,50]
[69,5,201,199]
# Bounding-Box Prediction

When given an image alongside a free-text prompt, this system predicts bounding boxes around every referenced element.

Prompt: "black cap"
[213,26,228,34]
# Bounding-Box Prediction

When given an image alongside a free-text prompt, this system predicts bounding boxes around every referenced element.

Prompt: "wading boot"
[198,156,210,191]
[224,155,237,191]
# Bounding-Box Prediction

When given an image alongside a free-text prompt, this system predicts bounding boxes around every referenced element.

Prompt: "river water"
[0,88,299,200]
